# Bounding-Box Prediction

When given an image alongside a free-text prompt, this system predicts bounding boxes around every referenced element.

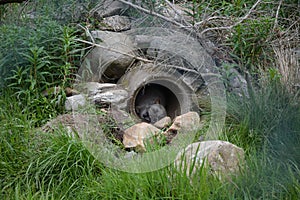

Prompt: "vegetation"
[0,0,299,199]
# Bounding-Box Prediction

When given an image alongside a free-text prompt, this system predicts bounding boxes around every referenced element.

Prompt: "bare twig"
[164,0,192,27]
[273,0,283,30]
[75,38,153,63]
[116,0,208,45]
[18,0,29,19]
[282,18,300,36]
[159,64,199,74]
[194,16,231,26]
[76,24,95,44]
[0,0,25,4]
[200,0,262,35]
[117,0,262,40]
[117,0,189,28]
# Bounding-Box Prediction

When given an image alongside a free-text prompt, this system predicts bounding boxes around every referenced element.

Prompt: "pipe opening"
[134,83,180,121]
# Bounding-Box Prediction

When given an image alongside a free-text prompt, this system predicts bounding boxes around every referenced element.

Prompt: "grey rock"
[98,15,131,32]
[41,114,104,140]
[89,89,128,104]
[124,150,137,159]
[93,0,129,19]
[108,108,135,131]
[175,140,245,180]
[77,82,117,95]
[65,94,87,111]
[80,31,136,82]
[159,3,193,23]
[133,35,160,49]
[225,67,248,97]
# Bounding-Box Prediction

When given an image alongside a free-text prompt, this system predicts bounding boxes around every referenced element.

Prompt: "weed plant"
[223,76,300,199]
[1,22,82,126]
[1,80,299,199]
[0,94,223,199]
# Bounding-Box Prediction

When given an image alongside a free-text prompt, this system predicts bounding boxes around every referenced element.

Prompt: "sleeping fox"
[135,85,168,123]
[136,99,167,124]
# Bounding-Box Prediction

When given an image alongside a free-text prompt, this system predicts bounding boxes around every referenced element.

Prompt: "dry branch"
[117,0,189,28]
[0,0,25,4]
[164,0,192,27]
[273,0,283,30]
[200,0,262,35]
[117,0,262,37]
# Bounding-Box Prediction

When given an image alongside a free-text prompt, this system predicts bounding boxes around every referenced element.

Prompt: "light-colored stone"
[175,140,245,180]
[167,111,201,133]
[89,89,128,104]
[153,116,172,129]
[123,122,161,152]
[65,94,87,111]
[99,15,131,32]
[77,82,116,95]
[41,114,104,140]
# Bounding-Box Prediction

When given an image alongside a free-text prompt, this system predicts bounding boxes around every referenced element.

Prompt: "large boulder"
[77,82,116,96]
[41,114,104,140]
[93,0,129,19]
[65,94,87,111]
[175,140,245,180]
[80,31,136,82]
[175,140,245,179]
[89,88,128,105]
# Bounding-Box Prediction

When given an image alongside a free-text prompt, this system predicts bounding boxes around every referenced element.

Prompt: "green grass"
[221,79,300,199]
[1,80,299,199]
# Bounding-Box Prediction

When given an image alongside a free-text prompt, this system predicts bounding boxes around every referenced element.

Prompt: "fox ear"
[136,106,141,113]
[154,98,161,104]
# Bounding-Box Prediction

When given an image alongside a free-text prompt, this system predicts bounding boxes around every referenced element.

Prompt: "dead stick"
[200,0,262,35]
[117,0,188,29]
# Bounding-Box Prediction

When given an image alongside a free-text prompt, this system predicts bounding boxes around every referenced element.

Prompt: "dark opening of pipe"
[134,83,180,121]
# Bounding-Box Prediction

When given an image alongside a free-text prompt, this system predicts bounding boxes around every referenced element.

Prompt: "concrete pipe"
[117,62,199,121]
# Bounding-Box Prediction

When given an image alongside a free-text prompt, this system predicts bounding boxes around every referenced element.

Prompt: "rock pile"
[41,0,246,179]
[122,111,201,152]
